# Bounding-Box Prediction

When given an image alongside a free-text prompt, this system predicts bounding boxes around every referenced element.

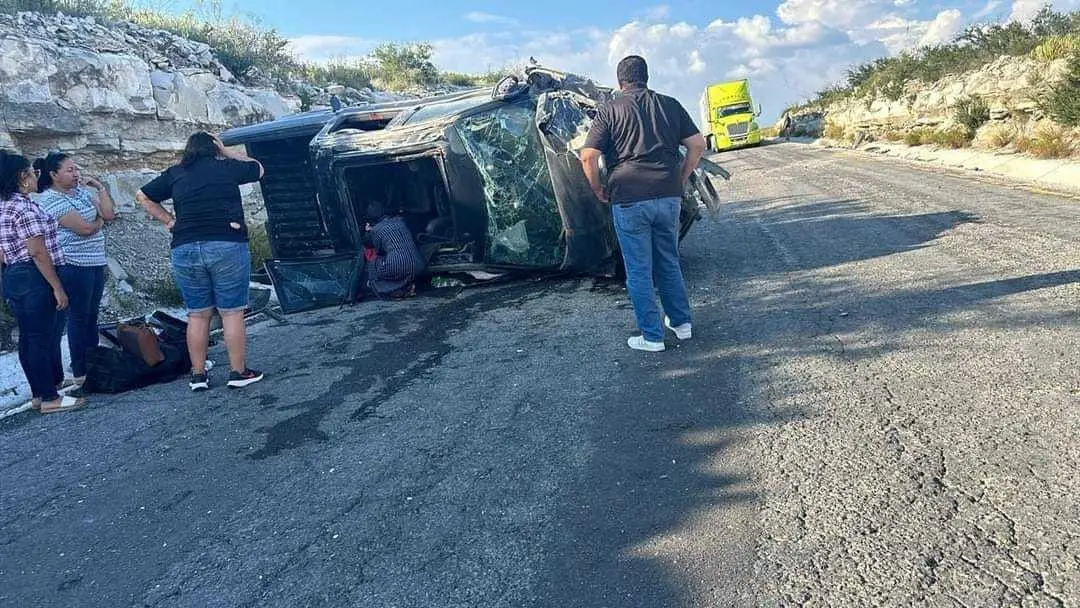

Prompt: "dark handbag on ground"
[82,314,191,395]
[116,322,165,366]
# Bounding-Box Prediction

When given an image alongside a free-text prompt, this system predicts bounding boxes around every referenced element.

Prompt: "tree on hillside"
[1040,53,1080,126]
[369,42,439,90]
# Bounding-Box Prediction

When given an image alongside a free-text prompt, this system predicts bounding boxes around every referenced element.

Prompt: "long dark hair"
[182,132,218,168]
[33,152,70,193]
[0,149,31,200]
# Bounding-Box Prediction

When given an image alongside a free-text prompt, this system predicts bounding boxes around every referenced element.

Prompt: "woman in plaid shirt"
[0,150,86,413]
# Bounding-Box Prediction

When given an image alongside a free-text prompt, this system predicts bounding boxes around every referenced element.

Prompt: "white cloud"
[1009,0,1080,22]
[776,0,901,28]
[973,0,1004,20]
[293,1,1076,124]
[918,9,964,46]
[1007,0,1047,21]
[288,35,375,62]
[464,11,520,26]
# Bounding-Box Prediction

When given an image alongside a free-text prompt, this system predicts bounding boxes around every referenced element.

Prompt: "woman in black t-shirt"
[136,132,266,392]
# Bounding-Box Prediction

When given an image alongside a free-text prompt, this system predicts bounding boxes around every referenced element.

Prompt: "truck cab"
[698,80,763,152]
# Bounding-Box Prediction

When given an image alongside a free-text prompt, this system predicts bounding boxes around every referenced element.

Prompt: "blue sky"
[163,0,1079,122]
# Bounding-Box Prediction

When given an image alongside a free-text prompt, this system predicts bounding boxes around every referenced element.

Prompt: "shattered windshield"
[455,103,564,268]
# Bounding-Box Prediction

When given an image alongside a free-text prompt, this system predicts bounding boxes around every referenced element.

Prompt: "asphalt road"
[2,142,1078,607]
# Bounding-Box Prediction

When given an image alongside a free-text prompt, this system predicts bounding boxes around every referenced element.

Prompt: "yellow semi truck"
[698,79,763,152]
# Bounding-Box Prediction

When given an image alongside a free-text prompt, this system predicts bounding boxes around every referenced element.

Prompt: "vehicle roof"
[220,89,486,147]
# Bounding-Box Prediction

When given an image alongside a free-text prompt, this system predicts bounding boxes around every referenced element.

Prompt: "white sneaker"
[627,336,666,352]
[664,317,693,340]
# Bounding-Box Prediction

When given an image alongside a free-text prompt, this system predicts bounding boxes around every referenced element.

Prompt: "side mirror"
[755,104,762,117]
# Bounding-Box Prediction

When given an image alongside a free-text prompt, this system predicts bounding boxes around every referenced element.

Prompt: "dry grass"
[823,123,846,140]
[760,126,779,138]
[981,123,1017,148]
[904,128,935,146]
[931,127,973,149]
[883,129,905,142]
[1016,124,1074,158]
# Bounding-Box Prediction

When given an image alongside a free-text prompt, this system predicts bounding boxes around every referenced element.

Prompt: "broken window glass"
[536,92,594,155]
[264,255,362,314]
[455,103,564,268]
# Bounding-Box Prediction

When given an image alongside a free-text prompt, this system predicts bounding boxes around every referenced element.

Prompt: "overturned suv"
[220,66,725,313]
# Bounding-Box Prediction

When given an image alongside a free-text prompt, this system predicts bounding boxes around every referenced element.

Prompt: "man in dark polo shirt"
[581,55,707,352]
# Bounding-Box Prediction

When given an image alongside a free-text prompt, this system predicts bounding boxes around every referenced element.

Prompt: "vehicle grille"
[726,122,750,137]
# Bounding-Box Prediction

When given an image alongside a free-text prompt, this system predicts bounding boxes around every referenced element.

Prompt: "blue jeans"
[57,264,106,378]
[171,241,251,313]
[3,262,64,401]
[612,197,692,342]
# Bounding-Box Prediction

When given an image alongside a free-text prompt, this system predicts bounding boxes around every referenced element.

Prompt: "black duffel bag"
[81,314,192,395]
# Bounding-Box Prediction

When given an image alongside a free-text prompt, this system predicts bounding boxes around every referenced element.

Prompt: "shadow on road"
[3,189,1078,607]
[532,195,1078,605]
[714,198,983,275]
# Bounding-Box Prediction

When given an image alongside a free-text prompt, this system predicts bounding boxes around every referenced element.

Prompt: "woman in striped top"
[364,202,425,298]
[0,150,86,413]
[36,153,116,385]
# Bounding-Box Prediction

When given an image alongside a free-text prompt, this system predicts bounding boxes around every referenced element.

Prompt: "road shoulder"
[780,137,1080,199]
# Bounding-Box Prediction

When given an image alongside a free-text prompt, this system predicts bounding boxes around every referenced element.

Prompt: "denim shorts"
[170,241,251,314]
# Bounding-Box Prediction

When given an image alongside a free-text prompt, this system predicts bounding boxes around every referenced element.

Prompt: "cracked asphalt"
[2,142,1079,607]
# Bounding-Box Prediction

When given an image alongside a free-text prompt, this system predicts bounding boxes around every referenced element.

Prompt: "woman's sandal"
[39,396,87,414]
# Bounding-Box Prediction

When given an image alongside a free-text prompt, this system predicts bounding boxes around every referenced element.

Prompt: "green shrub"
[297,88,313,112]
[796,7,1080,110]
[0,0,298,80]
[931,127,973,149]
[0,3,447,95]
[439,72,477,87]
[954,96,990,135]
[146,276,185,308]
[904,129,931,146]
[439,69,507,88]
[367,42,438,91]
[1040,53,1080,126]
[248,222,272,273]
[1032,35,1080,61]
[298,59,373,91]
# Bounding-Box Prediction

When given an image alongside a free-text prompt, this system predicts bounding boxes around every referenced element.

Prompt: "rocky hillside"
[0,10,404,319]
[813,55,1073,150]
[781,10,1080,158]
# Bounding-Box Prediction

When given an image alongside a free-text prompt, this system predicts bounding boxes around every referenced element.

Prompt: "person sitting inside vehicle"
[363,202,425,298]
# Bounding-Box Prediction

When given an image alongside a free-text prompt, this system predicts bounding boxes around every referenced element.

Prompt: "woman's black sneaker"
[189,372,210,392]
[227,369,264,388]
